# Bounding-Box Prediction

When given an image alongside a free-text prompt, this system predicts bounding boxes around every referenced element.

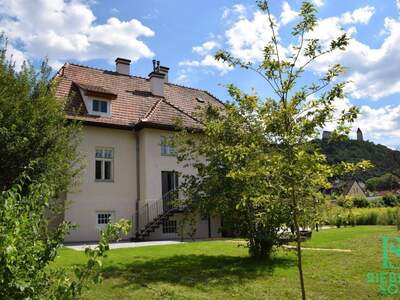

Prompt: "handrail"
[138,190,177,232]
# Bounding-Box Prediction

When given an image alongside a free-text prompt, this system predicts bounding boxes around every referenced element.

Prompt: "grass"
[55,226,399,299]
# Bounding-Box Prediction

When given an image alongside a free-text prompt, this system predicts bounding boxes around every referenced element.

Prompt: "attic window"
[196,97,205,103]
[93,99,108,113]
[91,99,111,116]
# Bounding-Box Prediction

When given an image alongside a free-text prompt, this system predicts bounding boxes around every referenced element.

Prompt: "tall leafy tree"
[176,1,370,299]
[0,39,131,299]
[0,36,81,195]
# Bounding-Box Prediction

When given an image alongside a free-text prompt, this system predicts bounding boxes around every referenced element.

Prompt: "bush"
[0,178,131,299]
[382,193,400,207]
[352,196,370,208]
[370,197,385,207]
[336,195,353,208]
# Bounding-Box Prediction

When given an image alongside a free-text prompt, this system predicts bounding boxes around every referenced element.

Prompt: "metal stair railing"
[138,198,163,233]
[137,191,179,238]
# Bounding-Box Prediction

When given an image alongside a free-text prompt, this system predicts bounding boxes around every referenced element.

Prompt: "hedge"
[323,207,400,226]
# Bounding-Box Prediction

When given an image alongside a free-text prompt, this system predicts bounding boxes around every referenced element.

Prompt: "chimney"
[115,57,131,75]
[159,66,169,83]
[149,60,165,97]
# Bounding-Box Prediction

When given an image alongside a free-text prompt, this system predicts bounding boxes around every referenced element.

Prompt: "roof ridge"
[66,62,148,81]
[67,63,223,103]
[62,63,225,106]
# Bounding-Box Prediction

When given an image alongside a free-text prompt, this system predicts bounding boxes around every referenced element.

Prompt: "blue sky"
[1,0,400,148]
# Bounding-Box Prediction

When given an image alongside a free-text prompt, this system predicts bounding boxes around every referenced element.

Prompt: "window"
[95,148,113,181]
[92,99,108,114]
[160,136,176,156]
[162,220,177,233]
[97,212,113,225]
[96,212,114,229]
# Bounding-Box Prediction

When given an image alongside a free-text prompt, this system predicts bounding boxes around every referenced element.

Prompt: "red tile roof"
[54,63,223,130]
[75,82,117,100]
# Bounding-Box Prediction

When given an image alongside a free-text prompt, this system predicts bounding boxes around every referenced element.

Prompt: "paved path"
[65,240,184,251]
[283,245,352,252]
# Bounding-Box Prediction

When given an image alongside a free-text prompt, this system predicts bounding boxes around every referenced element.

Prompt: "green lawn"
[55,226,399,299]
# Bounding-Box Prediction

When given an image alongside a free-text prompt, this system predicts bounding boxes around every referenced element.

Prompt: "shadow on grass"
[102,254,295,291]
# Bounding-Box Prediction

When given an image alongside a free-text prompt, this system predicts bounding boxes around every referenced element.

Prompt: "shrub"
[0,177,131,299]
[382,193,400,207]
[370,197,385,207]
[352,196,370,208]
[336,195,353,208]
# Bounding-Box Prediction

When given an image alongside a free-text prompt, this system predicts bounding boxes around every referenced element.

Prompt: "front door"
[161,171,178,211]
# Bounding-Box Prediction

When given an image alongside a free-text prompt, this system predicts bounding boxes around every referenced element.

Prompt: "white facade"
[64,125,221,242]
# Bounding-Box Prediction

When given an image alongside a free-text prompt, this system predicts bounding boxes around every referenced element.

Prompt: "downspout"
[135,130,140,238]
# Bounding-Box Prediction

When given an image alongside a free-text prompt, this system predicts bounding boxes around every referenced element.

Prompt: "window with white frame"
[92,99,110,115]
[162,220,177,233]
[95,148,113,181]
[160,136,176,156]
[96,211,114,227]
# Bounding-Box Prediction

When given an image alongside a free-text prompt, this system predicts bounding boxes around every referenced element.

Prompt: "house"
[54,58,223,242]
[330,179,367,197]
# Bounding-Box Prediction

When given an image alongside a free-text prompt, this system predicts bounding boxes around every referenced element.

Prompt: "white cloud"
[301,6,374,47]
[179,60,200,67]
[4,44,27,70]
[225,11,277,62]
[180,6,278,74]
[324,98,400,148]
[313,0,324,7]
[193,41,220,56]
[397,0,400,10]
[175,72,189,84]
[110,8,119,14]
[354,104,400,148]
[281,1,298,25]
[221,3,247,21]
[179,3,283,76]
[180,3,398,105]
[232,4,247,15]
[305,12,400,101]
[0,0,155,68]
[179,54,233,75]
[222,8,230,20]
[341,6,375,25]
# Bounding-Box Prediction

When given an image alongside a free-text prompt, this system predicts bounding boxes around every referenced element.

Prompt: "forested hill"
[316,139,400,181]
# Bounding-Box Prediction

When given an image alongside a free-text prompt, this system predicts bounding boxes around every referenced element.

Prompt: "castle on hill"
[322,128,364,142]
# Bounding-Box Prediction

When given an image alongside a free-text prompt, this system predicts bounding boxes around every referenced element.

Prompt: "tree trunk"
[294,212,306,300]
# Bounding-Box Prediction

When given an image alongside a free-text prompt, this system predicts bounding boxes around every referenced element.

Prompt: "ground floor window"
[96,211,114,228]
[162,220,177,233]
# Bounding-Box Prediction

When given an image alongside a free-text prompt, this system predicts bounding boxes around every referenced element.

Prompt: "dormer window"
[92,99,108,114]
[75,83,116,117]
[90,99,111,116]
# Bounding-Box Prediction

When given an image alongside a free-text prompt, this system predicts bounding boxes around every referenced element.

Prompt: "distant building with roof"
[330,180,367,197]
[321,128,365,142]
